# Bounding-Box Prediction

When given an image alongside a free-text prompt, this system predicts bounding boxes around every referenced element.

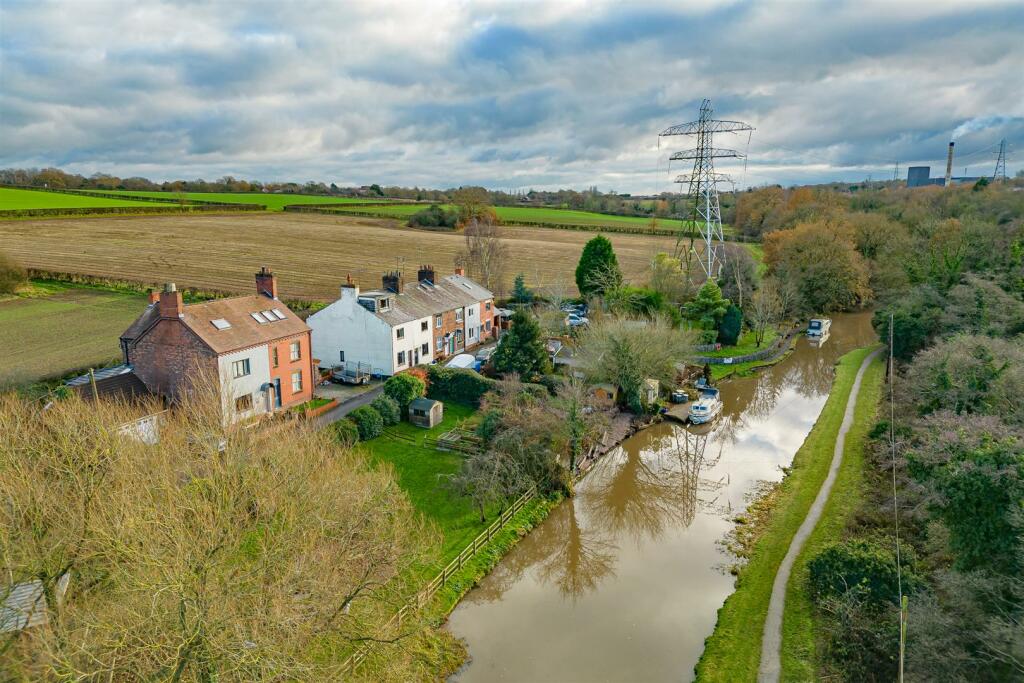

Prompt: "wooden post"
[88,368,99,402]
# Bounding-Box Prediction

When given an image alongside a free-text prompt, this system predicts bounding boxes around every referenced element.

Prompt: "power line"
[889,316,908,682]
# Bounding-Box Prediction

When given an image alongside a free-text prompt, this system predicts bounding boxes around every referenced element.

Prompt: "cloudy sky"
[1,0,1022,192]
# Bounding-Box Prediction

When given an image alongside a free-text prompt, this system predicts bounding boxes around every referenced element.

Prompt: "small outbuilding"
[642,378,660,406]
[409,397,443,429]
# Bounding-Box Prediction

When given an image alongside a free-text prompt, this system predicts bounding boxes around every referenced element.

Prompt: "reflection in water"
[447,313,878,682]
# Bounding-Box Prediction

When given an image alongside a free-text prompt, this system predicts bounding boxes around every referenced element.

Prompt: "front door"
[273,378,282,409]
[414,347,420,364]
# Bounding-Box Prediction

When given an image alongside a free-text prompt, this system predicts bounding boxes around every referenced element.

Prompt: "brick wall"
[130,320,217,400]
[267,331,314,408]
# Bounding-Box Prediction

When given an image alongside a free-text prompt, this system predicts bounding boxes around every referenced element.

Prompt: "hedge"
[425,365,547,407]
[425,366,499,406]
[348,406,384,440]
[0,205,261,219]
[0,185,266,208]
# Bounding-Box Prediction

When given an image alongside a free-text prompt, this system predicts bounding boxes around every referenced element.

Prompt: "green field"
[90,190,379,211]
[0,187,159,210]
[695,346,882,682]
[357,403,499,564]
[325,202,694,231]
[0,283,146,387]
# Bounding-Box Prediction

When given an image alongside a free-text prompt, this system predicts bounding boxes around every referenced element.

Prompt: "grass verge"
[780,351,885,679]
[694,345,881,682]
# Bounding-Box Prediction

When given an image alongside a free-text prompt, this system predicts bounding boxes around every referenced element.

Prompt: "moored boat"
[688,387,722,424]
[807,318,832,337]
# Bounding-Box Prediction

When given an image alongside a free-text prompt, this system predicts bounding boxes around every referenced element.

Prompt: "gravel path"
[757,348,882,682]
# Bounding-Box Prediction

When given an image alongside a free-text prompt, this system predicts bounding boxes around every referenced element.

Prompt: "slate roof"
[371,277,490,327]
[122,296,309,355]
[66,364,152,401]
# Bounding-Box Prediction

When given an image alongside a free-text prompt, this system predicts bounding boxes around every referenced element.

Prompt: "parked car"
[475,346,496,363]
[566,313,589,328]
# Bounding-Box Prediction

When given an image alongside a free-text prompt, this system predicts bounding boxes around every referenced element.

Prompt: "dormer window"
[379,297,391,312]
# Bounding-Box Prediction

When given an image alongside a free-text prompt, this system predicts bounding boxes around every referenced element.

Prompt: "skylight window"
[211,318,231,330]
[270,308,287,320]
[251,312,268,323]
[261,310,277,321]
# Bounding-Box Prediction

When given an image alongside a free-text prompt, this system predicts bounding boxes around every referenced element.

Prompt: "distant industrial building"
[907,141,982,188]
[906,166,982,188]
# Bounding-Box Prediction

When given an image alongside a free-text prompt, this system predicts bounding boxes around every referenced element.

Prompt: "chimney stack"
[256,266,278,299]
[417,264,436,284]
[158,282,182,319]
[454,266,465,277]
[341,274,359,298]
[148,290,160,305]
[382,271,404,293]
[945,142,955,188]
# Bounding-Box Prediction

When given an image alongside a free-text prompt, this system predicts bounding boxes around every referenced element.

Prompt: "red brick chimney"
[256,266,278,299]
[159,283,182,318]
[454,266,465,276]
[148,290,160,305]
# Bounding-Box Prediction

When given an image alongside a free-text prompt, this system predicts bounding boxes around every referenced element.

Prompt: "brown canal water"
[446,312,878,682]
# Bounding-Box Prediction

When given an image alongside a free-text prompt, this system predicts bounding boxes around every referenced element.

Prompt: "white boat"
[807,318,832,337]
[688,387,722,425]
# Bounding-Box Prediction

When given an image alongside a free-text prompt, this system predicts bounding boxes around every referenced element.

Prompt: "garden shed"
[409,397,443,428]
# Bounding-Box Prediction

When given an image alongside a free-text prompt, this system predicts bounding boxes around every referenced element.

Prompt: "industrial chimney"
[944,142,955,188]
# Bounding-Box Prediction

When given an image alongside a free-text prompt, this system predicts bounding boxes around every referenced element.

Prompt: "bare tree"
[749,277,783,347]
[0,378,437,680]
[575,314,697,412]
[458,218,509,296]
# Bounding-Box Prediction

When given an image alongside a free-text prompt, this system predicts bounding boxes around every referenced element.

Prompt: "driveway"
[314,385,385,428]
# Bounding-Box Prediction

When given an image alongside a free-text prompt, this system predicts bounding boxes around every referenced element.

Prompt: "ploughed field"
[0,187,159,210]
[0,212,680,298]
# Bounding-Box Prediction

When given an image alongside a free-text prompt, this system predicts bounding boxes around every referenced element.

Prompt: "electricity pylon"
[660,99,754,280]
[993,139,1007,183]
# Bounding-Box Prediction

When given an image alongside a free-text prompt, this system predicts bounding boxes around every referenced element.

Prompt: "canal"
[446,312,878,682]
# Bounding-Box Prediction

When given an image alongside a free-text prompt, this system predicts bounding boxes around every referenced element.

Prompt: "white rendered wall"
[217,346,271,423]
[308,288,396,375]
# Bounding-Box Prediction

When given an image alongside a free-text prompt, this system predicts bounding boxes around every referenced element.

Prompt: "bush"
[348,406,384,441]
[476,409,503,443]
[717,305,743,346]
[370,394,401,426]
[407,204,458,229]
[383,372,426,409]
[536,374,565,396]
[808,539,918,606]
[332,418,360,446]
[0,252,27,294]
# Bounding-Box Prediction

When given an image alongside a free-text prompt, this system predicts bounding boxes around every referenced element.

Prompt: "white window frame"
[290,341,301,361]
[396,350,406,367]
[396,327,405,340]
[291,370,303,393]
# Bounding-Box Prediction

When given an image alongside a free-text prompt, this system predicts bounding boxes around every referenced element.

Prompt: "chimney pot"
[382,271,404,293]
[148,290,160,305]
[454,266,465,277]
[255,266,278,299]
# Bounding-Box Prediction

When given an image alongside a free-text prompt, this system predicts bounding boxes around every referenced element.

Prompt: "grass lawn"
[702,329,779,359]
[695,346,881,682]
[0,281,146,387]
[356,402,498,564]
[0,187,158,210]
[780,351,885,679]
[86,190,379,211]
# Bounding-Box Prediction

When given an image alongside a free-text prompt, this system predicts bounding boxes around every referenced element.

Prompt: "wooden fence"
[340,485,537,676]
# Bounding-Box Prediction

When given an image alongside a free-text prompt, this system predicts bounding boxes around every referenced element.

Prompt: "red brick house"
[120,267,315,423]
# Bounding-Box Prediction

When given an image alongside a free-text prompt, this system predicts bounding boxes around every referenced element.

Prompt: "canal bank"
[445,312,878,682]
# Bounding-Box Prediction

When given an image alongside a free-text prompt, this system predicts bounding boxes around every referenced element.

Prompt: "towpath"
[757,347,882,682]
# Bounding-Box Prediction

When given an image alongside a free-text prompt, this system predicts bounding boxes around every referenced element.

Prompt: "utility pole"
[993,138,1008,182]
[893,160,899,181]
[659,99,754,280]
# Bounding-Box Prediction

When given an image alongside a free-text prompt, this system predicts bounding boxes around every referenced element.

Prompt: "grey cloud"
[1,0,1021,190]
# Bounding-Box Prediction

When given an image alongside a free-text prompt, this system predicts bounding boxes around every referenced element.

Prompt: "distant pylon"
[660,100,754,280]
[993,139,1007,183]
